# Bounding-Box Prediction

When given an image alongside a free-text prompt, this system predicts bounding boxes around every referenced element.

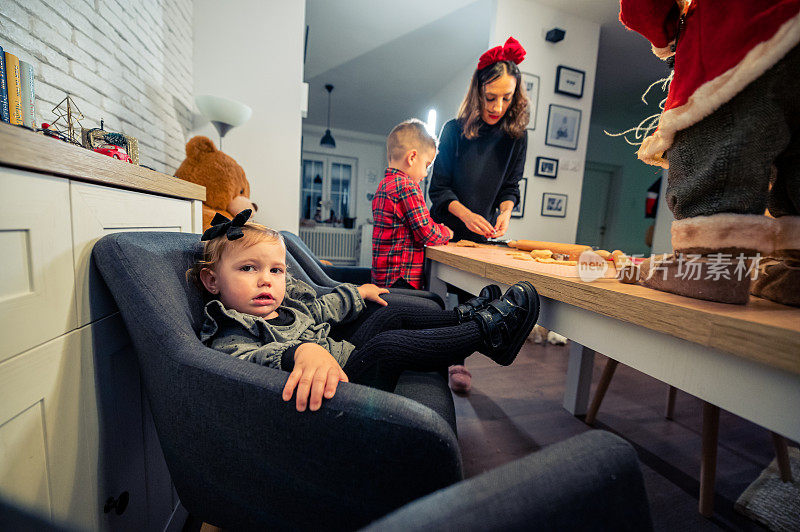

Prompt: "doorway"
[575,161,618,249]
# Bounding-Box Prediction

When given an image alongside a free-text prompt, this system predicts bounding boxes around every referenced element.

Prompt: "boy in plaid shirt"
[372,119,453,289]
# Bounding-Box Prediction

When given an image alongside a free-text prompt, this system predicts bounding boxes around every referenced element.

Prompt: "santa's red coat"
[619,0,800,167]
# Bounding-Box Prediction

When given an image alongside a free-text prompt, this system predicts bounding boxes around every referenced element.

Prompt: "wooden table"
[426,244,800,442]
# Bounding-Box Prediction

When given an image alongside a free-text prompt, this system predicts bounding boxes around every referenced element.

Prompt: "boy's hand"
[444,225,455,240]
[358,283,389,306]
[283,343,348,411]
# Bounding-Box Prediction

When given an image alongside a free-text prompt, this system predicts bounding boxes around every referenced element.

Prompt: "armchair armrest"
[151,347,462,531]
[361,430,652,531]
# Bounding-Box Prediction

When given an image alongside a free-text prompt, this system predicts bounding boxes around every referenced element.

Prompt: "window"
[300,153,356,223]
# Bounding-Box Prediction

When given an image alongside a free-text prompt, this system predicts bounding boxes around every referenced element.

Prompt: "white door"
[328,156,354,221]
[575,162,616,248]
[300,152,356,222]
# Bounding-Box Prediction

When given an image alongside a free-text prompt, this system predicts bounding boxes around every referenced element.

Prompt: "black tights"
[341,305,483,391]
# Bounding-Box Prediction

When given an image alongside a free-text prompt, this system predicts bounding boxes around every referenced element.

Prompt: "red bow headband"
[477,36,526,70]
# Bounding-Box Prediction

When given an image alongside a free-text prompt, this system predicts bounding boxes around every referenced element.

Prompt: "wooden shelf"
[427,244,800,375]
[0,122,205,201]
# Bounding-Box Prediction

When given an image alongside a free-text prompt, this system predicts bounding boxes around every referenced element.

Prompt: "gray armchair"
[90,231,652,531]
[280,230,445,308]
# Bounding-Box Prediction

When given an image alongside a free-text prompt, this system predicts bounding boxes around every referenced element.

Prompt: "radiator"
[298,227,359,266]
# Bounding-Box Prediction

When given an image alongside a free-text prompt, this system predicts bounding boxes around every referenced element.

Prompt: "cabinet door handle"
[103,491,129,515]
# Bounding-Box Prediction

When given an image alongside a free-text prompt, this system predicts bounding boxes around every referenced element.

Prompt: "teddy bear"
[174,136,257,230]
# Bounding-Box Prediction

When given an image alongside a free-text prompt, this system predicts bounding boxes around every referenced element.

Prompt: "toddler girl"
[189,210,540,411]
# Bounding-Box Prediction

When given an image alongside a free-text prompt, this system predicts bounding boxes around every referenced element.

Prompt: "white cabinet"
[71,181,196,327]
[0,169,76,362]
[0,165,201,530]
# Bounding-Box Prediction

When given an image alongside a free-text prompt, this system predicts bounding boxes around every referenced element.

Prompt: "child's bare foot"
[475,281,540,366]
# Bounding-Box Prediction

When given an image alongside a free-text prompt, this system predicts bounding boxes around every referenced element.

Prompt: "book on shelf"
[0,44,9,123]
[4,50,23,125]
[19,60,36,128]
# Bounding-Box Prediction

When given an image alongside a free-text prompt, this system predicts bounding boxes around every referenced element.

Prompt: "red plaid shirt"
[372,168,451,288]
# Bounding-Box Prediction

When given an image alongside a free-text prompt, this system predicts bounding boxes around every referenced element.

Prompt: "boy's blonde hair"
[386,118,437,163]
[186,222,284,287]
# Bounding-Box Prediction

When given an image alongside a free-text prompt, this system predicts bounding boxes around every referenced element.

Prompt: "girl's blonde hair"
[186,222,284,288]
[457,60,529,140]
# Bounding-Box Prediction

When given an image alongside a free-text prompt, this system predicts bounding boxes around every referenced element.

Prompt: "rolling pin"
[508,240,592,261]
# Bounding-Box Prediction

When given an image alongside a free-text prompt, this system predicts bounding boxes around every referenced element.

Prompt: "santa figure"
[620,0,800,306]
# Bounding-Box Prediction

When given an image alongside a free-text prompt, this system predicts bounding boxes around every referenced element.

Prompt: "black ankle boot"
[474,281,540,366]
[455,284,502,323]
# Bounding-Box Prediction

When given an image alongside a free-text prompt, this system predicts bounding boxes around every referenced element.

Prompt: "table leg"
[427,262,449,306]
[563,342,596,416]
[771,431,794,483]
[700,402,720,517]
[585,358,619,426]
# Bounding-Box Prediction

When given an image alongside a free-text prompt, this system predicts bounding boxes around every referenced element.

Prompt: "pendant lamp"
[320,84,336,148]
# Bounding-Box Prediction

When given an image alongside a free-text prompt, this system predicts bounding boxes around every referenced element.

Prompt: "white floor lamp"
[195,95,252,149]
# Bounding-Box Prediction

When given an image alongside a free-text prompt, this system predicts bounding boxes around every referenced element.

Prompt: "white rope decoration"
[604,72,673,146]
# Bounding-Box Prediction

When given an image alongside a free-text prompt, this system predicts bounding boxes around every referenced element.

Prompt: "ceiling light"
[320,84,336,148]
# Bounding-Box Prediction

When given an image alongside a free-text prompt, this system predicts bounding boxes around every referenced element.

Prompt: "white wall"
[491,0,600,244]
[0,0,193,174]
[421,61,475,135]
[192,0,305,233]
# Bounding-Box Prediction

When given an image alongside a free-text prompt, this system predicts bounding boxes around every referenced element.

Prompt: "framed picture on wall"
[511,177,527,218]
[545,104,581,150]
[521,72,540,130]
[555,65,585,98]
[541,192,567,218]
[534,156,558,178]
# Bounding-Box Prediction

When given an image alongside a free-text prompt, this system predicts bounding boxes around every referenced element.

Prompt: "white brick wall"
[0,0,193,174]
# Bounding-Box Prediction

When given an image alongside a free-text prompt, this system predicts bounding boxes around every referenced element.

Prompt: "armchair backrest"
[281,230,338,287]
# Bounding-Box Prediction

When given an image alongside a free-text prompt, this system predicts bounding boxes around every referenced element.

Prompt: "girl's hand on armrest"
[358,283,389,306]
[283,343,348,412]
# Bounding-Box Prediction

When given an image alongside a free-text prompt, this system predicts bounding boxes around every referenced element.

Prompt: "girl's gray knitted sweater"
[200,276,365,369]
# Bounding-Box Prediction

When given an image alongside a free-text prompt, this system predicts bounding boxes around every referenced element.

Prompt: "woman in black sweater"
[430,36,529,243]
[429,37,530,392]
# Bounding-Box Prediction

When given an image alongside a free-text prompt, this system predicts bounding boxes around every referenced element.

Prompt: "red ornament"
[477,36,526,70]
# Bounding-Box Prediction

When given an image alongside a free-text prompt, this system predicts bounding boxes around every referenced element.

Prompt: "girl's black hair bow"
[200,209,252,241]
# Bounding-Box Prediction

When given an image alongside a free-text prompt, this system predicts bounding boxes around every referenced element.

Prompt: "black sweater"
[429,118,527,242]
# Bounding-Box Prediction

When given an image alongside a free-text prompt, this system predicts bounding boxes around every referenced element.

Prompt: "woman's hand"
[283,343,349,411]
[358,283,389,306]
[462,211,496,238]
[493,209,512,237]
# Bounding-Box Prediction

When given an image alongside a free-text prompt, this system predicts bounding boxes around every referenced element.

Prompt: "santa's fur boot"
[637,253,754,304]
[750,216,800,307]
[633,215,777,304]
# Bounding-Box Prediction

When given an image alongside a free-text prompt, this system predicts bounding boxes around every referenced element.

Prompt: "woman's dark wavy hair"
[457,60,529,140]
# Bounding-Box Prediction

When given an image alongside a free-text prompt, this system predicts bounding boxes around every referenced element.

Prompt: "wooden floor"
[454,337,789,531]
